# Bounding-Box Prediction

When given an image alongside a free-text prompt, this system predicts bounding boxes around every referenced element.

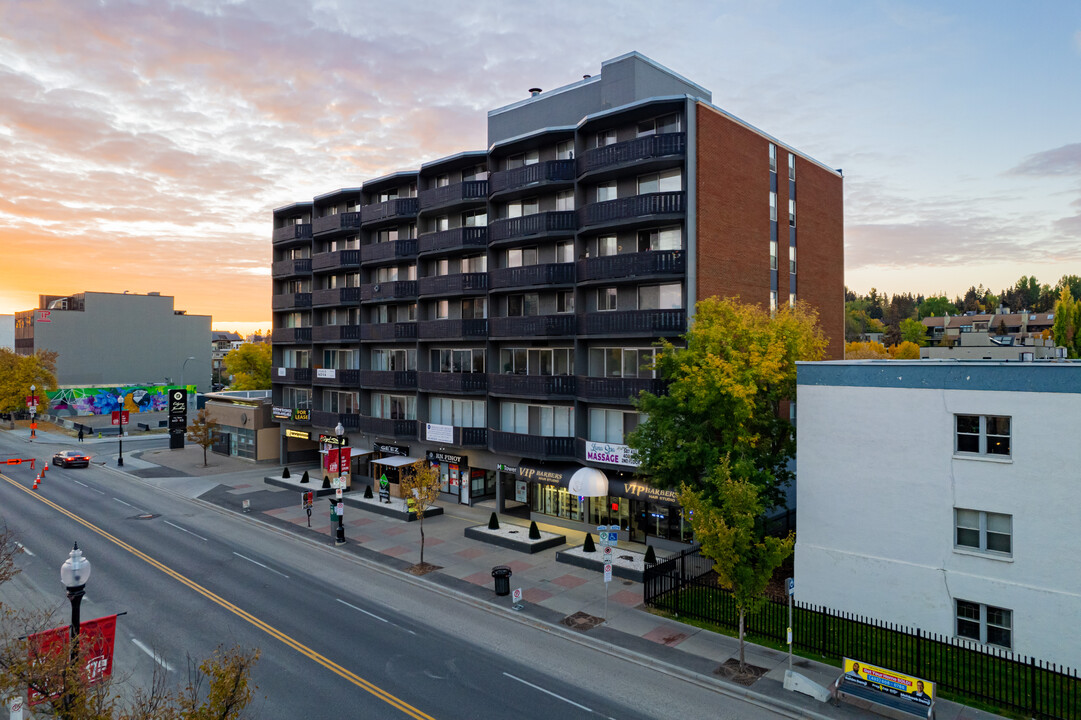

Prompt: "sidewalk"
[87,441,1006,720]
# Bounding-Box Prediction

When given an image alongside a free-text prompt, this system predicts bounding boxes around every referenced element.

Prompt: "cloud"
[1008,143,1081,177]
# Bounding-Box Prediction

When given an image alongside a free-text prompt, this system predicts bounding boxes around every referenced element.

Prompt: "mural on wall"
[47,386,194,417]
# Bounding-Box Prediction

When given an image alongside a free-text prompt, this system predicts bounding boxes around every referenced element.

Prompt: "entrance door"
[459,468,470,505]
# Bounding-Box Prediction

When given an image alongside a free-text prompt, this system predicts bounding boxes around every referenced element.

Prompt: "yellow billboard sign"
[843,658,933,708]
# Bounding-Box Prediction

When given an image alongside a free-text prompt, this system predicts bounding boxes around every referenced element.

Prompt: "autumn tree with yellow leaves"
[0,349,58,414]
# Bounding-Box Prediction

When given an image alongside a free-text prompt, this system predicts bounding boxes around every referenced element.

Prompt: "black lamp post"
[116,393,124,467]
[335,421,345,545]
[60,543,91,715]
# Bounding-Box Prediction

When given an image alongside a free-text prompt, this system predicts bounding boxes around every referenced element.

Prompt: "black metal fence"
[644,546,1080,720]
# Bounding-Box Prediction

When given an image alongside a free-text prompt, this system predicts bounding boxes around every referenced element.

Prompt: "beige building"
[204,390,278,462]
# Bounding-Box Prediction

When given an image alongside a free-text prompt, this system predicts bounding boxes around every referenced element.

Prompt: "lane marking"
[233,552,290,579]
[15,541,34,556]
[337,598,387,623]
[132,638,175,672]
[113,498,135,508]
[0,472,437,720]
[73,480,88,488]
[502,672,595,713]
[163,520,208,542]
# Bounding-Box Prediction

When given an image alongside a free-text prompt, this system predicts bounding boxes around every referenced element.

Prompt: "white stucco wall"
[794,366,1081,667]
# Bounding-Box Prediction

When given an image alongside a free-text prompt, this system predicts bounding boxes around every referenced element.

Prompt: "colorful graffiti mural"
[47,386,194,417]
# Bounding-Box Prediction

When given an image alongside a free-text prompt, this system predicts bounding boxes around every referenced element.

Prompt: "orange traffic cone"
[42,463,48,475]
[32,474,39,489]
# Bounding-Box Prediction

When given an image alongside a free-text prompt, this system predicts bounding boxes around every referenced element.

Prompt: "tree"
[844,341,890,359]
[627,297,827,509]
[899,318,929,346]
[222,343,271,390]
[1051,288,1080,358]
[186,408,219,467]
[0,349,58,414]
[888,341,922,359]
[918,295,957,318]
[399,462,441,567]
[679,459,794,671]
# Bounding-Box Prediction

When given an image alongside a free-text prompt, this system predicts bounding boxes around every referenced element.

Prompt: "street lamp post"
[29,383,36,440]
[180,356,196,394]
[335,421,345,545]
[60,543,91,715]
[116,394,124,467]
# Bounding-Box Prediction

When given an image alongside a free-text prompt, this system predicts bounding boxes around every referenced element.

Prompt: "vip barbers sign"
[168,388,187,449]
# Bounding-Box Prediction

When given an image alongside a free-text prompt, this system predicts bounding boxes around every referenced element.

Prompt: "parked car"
[52,450,90,468]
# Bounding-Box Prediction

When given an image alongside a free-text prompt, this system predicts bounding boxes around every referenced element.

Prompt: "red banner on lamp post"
[110,411,129,426]
[26,615,118,706]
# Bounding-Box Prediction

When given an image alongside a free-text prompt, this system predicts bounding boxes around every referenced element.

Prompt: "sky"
[1,0,1079,333]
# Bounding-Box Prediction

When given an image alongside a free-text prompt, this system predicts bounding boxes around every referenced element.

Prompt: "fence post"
[1028,656,1036,718]
[915,627,921,674]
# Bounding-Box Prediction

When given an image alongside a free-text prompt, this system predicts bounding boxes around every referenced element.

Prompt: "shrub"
[364,484,373,499]
[282,467,291,478]
[644,545,657,564]
[528,521,540,540]
[321,475,330,489]
[300,470,309,484]
[488,512,500,530]
[583,533,596,552]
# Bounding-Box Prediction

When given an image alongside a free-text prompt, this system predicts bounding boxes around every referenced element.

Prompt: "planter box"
[464,525,566,554]
[556,546,645,582]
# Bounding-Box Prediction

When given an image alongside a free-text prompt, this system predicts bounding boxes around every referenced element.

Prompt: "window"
[790,245,797,274]
[770,291,778,314]
[434,299,449,320]
[371,348,415,371]
[595,129,616,148]
[637,169,681,194]
[789,199,796,227]
[788,153,795,180]
[557,290,575,314]
[378,189,398,202]
[435,216,449,232]
[500,402,574,436]
[462,209,487,226]
[789,292,796,308]
[956,600,1012,649]
[461,254,487,273]
[555,241,574,263]
[955,415,1011,457]
[594,235,618,257]
[283,349,310,369]
[431,348,484,373]
[323,391,359,413]
[500,348,573,375]
[637,113,680,137]
[507,293,539,317]
[770,240,778,271]
[638,283,682,310]
[507,198,538,217]
[555,190,574,211]
[769,143,777,173]
[589,408,644,443]
[598,287,618,311]
[955,509,1012,555]
[596,182,617,202]
[433,258,450,276]
[506,150,539,169]
[430,397,486,427]
[371,393,416,420]
[638,226,681,252]
[506,247,538,267]
[282,387,311,410]
[770,191,778,222]
[463,164,487,181]
[461,297,487,319]
[556,140,574,160]
[588,347,657,378]
[323,348,358,370]
[435,174,450,188]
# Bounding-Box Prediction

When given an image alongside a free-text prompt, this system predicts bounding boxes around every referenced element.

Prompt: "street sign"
[335,487,343,499]
[603,564,613,583]
[512,587,522,603]
[602,546,612,560]
[336,501,344,517]
[787,577,795,596]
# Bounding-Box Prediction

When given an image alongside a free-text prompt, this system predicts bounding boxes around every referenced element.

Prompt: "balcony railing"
[490,431,576,460]
[311,410,360,430]
[489,315,576,337]
[488,374,576,397]
[578,133,686,175]
[361,239,418,265]
[360,323,418,341]
[578,192,685,228]
[489,160,575,195]
[361,197,419,225]
[312,211,362,236]
[271,367,312,384]
[417,226,488,255]
[271,327,312,343]
[272,224,312,244]
[271,258,312,278]
[417,181,488,211]
[579,309,686,336]
[311,249,361,272]
[416,372,488,394]
[575,376,667,403]
[576,250,685,282]
[312,324,362,342]
[418,273,488,297]
[271,293,312,310]
[358,416,417,439]
[488,263,574,290]
[360,281,418,302]
[417,318,488,339]
[489,211,577,244]
[311,287,361,307]
[312,369,361,387]
[360,370,417,390]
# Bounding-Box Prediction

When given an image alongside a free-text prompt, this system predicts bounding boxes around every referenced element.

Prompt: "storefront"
[368,443,420,498]
[426,450,497,505]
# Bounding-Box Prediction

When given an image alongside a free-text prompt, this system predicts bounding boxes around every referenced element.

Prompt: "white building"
[794,359,1081,668]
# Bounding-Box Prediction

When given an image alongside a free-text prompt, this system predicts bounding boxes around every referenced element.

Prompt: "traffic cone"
[33,474,39,489]
[42,463,48,475]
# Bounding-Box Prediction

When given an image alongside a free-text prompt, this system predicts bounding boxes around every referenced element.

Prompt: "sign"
[584,441,640,467]
[427,450,467,465]
[36,309,51,322]
[277,367,286,377]
[425,422,454,443]
[292,408,311,422]
[603,564,613,583]
[335,501,344,517]
[514,480,527,503]
[498,463,518,474]
[378,474,391,503]
[110,410,130,426]
[605,479,680,506]
[168,388,187,449]
[24,395,39,406]
[602,546,613,561]
[272,406,292,420]
[512,587,522,603]
[787,577,795,596]
[319,434,348,446]
[285,429,310,439]
[27,615,118,706]
[316,368,336,379]
[335,487,343,499]
[374,442,408,456]
[842,658,934,709]
[515,462,577,487]
[7,694,24,720]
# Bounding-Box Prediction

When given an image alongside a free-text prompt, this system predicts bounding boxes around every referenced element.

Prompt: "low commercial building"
[794,359,1081,667]
[204,390,278,461]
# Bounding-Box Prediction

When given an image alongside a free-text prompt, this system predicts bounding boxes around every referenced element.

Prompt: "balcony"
[361,239,418,265]
[578,192,685,229]
[360,280,418,302]
[360,323,418,341]
[417,318,488,340]
[312,369,360,387]
[579,309,686,336]
[490,431,576,461]
[489,315,576,338]
[312,211,363,236]
[489,211,577,245]
[311,249,361,273]
[576,250,685,283]
[272,224,312,245]
[576,376,667,403]
[312,324,362,343]
[311,410,360,430]
[489,160,575,198]
[418,273,488,297]
[418,181,488,212]
[422,424,487,447]
[272,367,312,384]
[417,226,488,256]
[271,292,312,311]
[360,370,417,390]
[271,258,312,278]
[578,133,686,177]
[271,327,312,344]
[417,372,488,394]
[361,198,419,227]
[488,374,576,397]
[311,287,361,307]
[488,263,574,290]
[358,416,417,439]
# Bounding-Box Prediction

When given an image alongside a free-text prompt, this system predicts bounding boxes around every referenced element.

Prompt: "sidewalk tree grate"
[560,611,604,632]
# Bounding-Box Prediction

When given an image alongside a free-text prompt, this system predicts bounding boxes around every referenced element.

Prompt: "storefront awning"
[515,460,579,487]
[371,455,422,468]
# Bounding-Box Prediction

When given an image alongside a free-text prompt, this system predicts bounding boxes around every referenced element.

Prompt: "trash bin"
[491,565,512,596]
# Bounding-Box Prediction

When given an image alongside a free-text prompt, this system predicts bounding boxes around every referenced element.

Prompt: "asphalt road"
[0,433,787,719]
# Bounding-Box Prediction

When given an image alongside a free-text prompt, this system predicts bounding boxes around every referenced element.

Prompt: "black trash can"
[492,565,512,596]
